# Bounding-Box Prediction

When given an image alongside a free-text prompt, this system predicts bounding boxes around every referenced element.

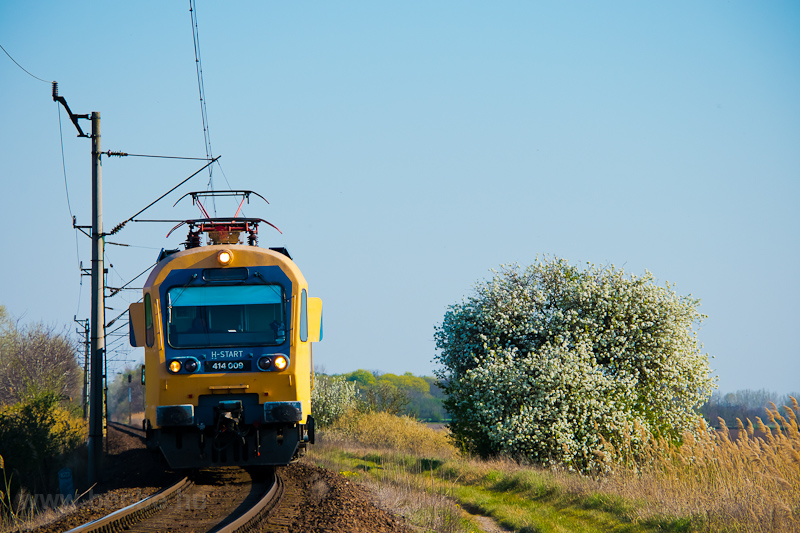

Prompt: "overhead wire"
[189,0,216,214]
[106,261,157,299]
[2,44,92,321]
[103,151,211,160]
[3,41,144,374]
[106,297,142,330]
[42,62,85,319]
[0,43,50,83]
[108,156,219,235]
[58,106,82,266]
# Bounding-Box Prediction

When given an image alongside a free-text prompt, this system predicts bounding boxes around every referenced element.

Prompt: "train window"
[300,289,308,342]
[144,293,154,347]
[166,284,286,348]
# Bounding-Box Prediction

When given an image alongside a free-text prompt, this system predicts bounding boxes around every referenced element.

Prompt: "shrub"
[434,259,714,473]
[0,390,86,499]
[311,374,358,428]
[328,411,456,459]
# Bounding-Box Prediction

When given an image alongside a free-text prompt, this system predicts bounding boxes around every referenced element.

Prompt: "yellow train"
[128,207,321,469]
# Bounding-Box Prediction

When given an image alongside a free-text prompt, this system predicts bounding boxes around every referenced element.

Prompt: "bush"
[328,411,456,458]
[434,259,714,473]
[311,374,358,428]
[0,391,86,499]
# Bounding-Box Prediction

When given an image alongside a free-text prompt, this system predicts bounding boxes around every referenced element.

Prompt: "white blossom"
[311,374,358,428]
[434,258,714,473]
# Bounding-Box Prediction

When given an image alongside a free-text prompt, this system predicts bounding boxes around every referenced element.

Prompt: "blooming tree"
[311,374,358,428]
[434,258,714,473]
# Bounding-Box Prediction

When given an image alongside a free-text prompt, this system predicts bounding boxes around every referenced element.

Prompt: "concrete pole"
[88,112,105,485]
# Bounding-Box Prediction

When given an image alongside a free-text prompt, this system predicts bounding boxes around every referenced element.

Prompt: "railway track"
[28,423,408,533]
[106,420,146,440]
[63,466,294,533]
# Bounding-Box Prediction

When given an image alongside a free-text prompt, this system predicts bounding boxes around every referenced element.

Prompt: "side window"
[145,293,154,347]
[300,289,308,342]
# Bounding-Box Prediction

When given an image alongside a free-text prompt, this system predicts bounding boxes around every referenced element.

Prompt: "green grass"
[311,445,697,533]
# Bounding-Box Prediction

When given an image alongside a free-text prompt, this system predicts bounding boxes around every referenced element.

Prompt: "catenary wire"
[106,297,142,330]
[58,102,85,318]
[189,0,216,213]
[108,156,219,235]
[106,261,156,297]
[0,43,50,83]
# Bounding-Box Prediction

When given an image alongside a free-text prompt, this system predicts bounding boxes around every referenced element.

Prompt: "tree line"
[701,389,800,428]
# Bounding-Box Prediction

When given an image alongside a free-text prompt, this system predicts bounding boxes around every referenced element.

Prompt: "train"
[128,192,321,469]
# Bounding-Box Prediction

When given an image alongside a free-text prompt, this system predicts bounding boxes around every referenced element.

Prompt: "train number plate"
[204,360,252,372]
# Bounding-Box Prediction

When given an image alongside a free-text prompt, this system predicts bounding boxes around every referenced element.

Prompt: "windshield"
[167,284,286,348]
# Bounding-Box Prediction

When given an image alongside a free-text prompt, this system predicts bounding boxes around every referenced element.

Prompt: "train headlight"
[184,358,199,373]
[257,356,273,371]
[168,360,182,374]
[217,250,233,266]
[273,355,288,371]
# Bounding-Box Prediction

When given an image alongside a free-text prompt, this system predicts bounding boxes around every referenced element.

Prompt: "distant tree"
[358,381,410,415]
[0,305,81,406]
[700,389,799,427]
[343,369,377,387]
[408,377,448,421]
[435,259,715,473]
[380,372,430,395]
[342,370,447,420]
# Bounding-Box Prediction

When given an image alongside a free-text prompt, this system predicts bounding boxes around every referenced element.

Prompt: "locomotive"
[128,191,321,469]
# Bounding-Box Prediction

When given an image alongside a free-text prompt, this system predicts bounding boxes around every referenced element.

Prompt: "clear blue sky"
[1,2,798,393]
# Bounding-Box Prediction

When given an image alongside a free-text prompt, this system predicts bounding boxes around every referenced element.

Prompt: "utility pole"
[74,317,90,419]
[54,84,105,485]
[88,111,105,485]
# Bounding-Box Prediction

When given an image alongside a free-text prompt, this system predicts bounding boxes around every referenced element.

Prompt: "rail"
[63,476,192,533]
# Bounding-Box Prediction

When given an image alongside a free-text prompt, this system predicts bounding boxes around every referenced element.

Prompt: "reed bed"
[601,398,800,531]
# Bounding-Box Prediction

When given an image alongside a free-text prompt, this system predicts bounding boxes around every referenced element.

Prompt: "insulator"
[52,81,58,99]
[187,230,201,249]
[248,231,257,246]
[109,220,127,235]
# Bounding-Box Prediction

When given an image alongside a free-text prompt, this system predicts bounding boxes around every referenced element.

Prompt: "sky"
[1,2,798,394]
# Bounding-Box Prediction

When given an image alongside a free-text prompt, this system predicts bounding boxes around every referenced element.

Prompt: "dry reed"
[599,398,800,531]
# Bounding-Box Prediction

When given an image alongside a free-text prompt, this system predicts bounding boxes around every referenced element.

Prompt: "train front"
[129,237,321,469]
